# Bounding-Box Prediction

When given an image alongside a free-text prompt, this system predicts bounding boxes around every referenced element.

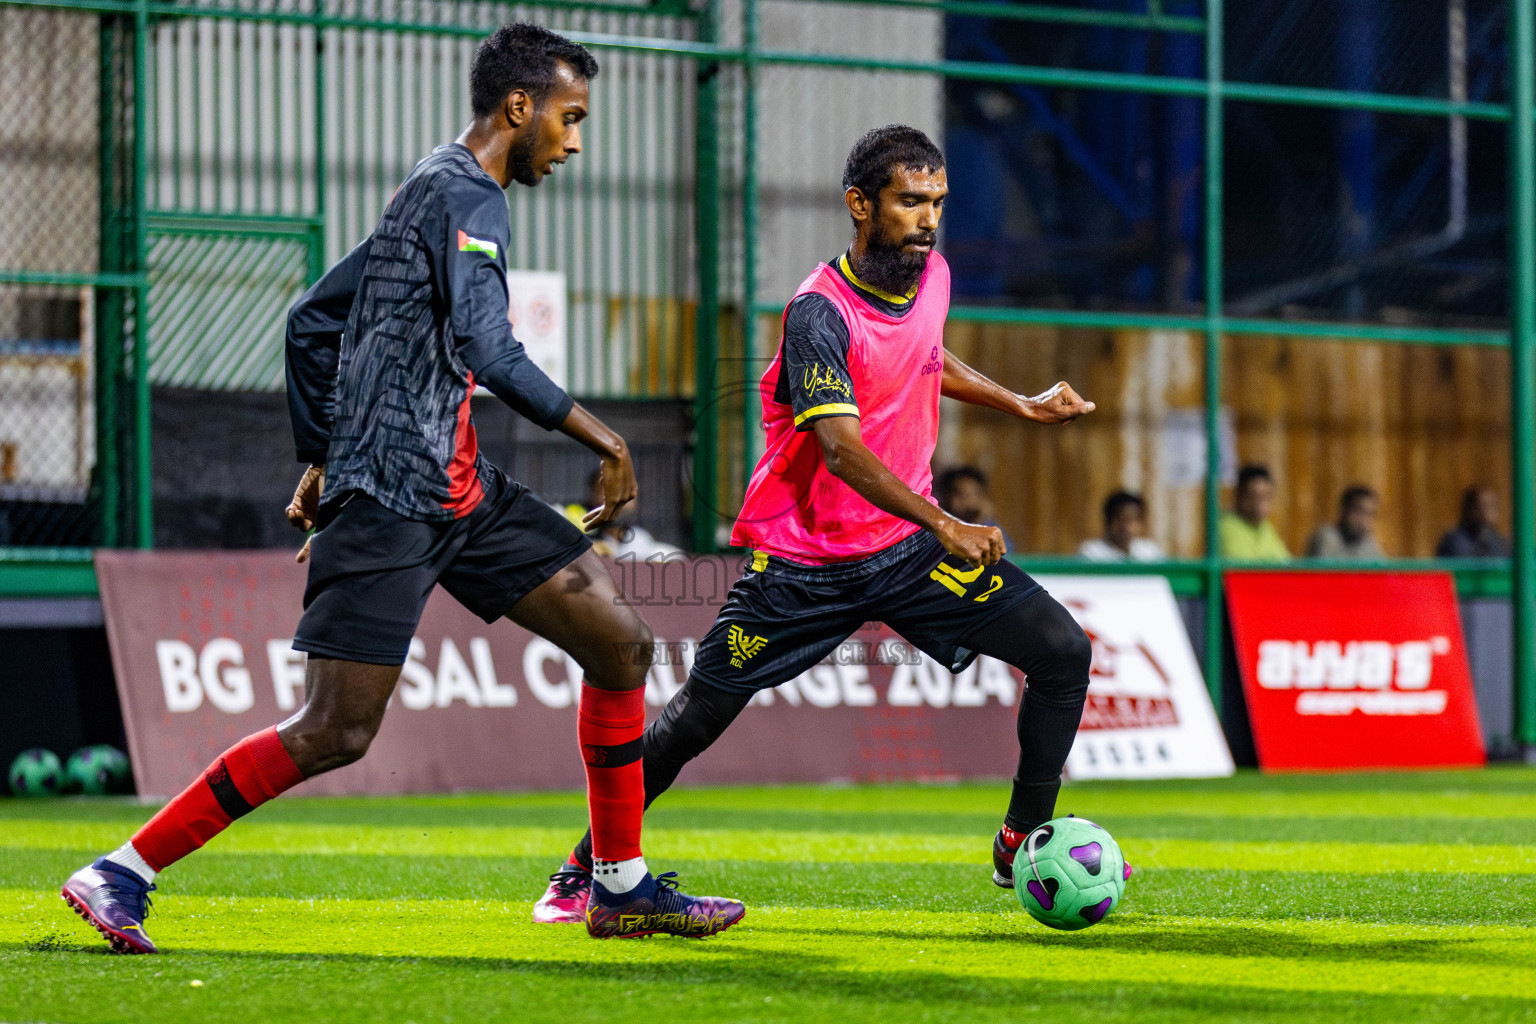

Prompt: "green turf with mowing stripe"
[4,769,1535,1023]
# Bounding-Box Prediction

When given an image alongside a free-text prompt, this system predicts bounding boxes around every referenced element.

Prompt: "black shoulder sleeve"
[776,293,858,431]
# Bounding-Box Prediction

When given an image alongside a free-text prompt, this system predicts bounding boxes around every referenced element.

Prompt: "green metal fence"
[0,0,1530,750]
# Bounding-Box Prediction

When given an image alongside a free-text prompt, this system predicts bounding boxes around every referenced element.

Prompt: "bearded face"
[507,107,544,187]
[856,200,936,296]
[848,164,945,296]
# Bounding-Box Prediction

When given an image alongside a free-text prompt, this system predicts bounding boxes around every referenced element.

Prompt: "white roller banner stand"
[1035,574,1235,780]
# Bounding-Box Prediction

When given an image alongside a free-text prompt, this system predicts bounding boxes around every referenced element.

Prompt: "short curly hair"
[842,124,945,199]
[470,22,600,117]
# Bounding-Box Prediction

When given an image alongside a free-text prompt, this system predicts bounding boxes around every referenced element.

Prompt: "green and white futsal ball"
[1014,816,1128,930]
[65,745,131,795]
[8,748,64,797]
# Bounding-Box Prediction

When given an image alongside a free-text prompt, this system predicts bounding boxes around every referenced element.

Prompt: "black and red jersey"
[285,143,572,522]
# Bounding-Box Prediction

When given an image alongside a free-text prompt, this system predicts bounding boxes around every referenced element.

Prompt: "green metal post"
[133,0,152,547]
[1201,0,1224,709]
[312,3,328,283]
[741,0,759,506]
[692,0,722,552]
[96,13,124,548]
[1510,0,1536,749]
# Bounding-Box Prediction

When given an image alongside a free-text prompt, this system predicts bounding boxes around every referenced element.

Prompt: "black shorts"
[690,529,1043,694]
[293,468,591,665]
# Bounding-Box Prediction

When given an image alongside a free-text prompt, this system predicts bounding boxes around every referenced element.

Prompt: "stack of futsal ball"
[7,745,130,797]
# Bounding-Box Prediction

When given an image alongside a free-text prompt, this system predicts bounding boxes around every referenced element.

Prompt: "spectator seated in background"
[934,465,1016,550]
[1218,463,1290,563]
[1437,485,1511,557]
[563,468,682,560]
[1078,491,1165,562]
[1306,484,1385,560]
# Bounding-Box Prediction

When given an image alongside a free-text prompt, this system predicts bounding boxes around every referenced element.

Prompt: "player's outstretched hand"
[583,448,639,528]
[1024,381,1096,424]
[935,517,1006,567]
[286,464,324,563]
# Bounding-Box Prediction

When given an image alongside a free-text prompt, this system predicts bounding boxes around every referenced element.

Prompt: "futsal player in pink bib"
[535,125,1100,922]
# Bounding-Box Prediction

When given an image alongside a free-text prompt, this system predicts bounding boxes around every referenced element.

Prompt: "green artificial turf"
[4,769,1535,1023]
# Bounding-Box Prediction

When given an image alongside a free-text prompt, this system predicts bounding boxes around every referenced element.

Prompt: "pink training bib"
[733,252,950,564]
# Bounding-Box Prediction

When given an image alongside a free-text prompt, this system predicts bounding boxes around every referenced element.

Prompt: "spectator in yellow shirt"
[1219,464,1290,562]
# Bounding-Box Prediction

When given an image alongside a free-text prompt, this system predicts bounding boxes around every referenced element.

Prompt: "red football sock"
[130,727,304,871]
[578,683,645,862]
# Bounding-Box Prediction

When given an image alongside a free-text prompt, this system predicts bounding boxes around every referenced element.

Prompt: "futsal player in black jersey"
[63,23,743,953]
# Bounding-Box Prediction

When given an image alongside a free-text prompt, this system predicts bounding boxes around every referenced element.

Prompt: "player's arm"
[285,234,371,470]
[554,405,637,528]
[283,235,372,551]
[439,183,634,526]
[940,348,1096,424]
[814,416,1005,566]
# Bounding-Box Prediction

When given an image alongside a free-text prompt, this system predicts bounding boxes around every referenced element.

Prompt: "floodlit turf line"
[7,890,1536,1000]
[653,783,1536,821]
[7,850,1536,927]
[6,772,1536,1024]
[6,821,1533,875]
[7,769,1535,824]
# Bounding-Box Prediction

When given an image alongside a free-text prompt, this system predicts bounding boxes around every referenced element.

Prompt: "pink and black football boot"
[992,825,1026,888]
[61,858,158,954]
[532,865,592,924]
[585,871,745,939]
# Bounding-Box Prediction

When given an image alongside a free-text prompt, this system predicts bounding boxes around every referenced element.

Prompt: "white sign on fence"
[1036,574,1235,780]
[505,270,567,391]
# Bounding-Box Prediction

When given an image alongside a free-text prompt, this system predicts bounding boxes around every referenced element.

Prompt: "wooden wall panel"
[941,323,1511,558]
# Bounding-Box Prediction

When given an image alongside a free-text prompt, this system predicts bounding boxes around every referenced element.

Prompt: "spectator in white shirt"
[1079,491,1166,562]
[1306,484,1385,560]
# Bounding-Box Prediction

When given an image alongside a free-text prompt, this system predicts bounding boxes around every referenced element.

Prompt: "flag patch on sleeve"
[457,230,499,258]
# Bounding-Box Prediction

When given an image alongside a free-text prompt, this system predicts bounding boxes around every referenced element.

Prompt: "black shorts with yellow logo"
[689,529,1043,694]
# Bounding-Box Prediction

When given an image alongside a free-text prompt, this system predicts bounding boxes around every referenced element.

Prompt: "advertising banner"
[1037,575,1234,780]
[1225,571,1486,770]
[97,551,1030,797]
[97,553,1229,796]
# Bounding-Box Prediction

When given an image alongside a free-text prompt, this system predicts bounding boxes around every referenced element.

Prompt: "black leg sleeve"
[960,589,1092,834]
[570,676,754,868]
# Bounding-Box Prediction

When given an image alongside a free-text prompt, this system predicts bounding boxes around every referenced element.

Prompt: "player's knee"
[587,613,653,692]
[629,617,656,686]
[1058,621,1092,680]
[649,706,708,763]
[649,679,744,762]
[1021,600,1092,703]
[1043,620,1093,704]
[330,723,377,766]
[286,712,378,771]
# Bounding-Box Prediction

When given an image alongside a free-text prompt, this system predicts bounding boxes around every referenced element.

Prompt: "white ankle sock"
[107,841,157,885]
[592,856,648,895]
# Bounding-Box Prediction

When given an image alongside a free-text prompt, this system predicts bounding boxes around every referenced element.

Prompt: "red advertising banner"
[97,551,1035,797]
[1225,571,1485,771]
